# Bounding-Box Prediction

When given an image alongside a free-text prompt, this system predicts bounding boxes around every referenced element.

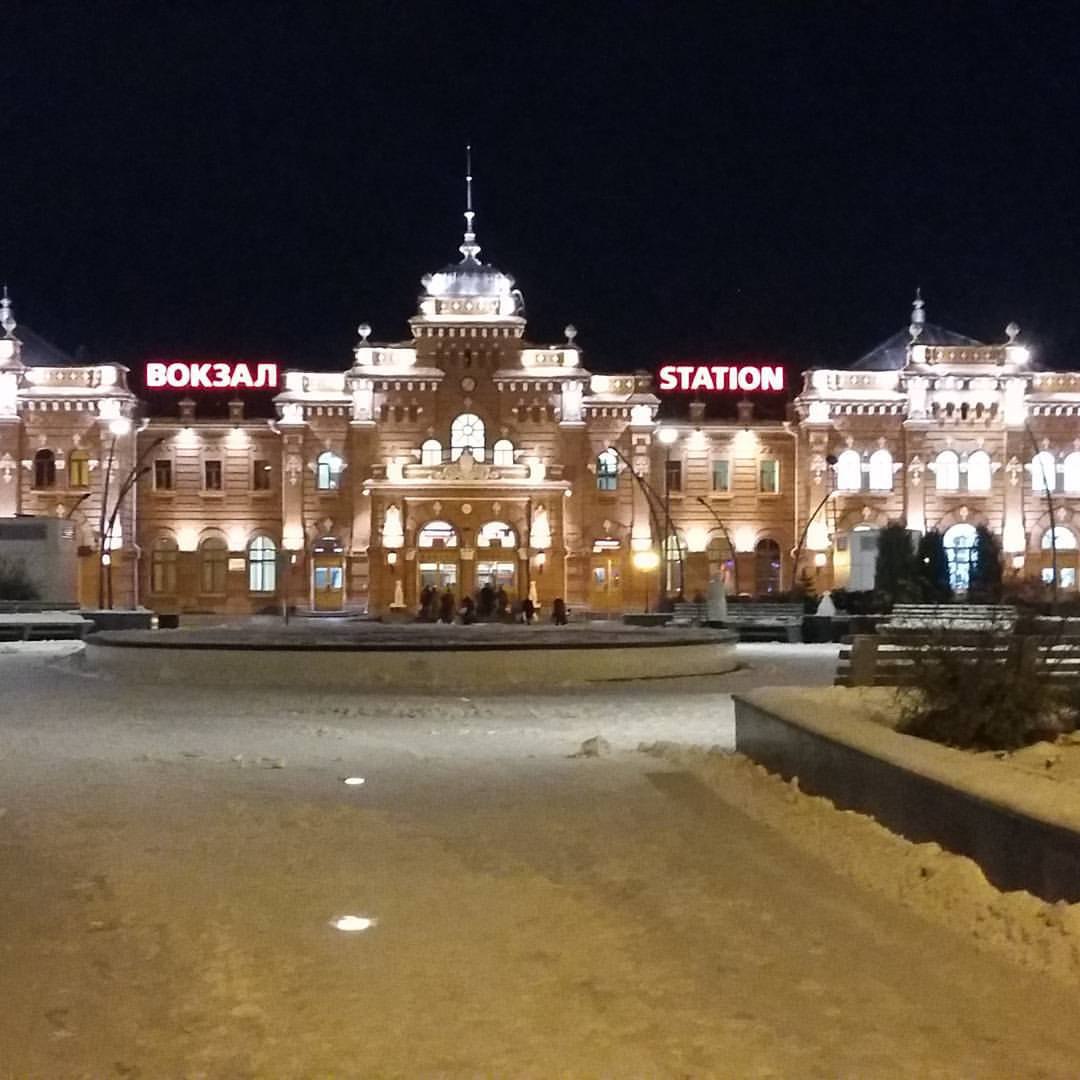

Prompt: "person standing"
[439,588,456,624]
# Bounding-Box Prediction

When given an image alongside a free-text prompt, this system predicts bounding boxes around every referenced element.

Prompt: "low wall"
[87,630,738,692]
[734,694,1080,903]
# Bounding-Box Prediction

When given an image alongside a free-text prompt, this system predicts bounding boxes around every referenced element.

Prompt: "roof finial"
[459,144,481,263]
[909,287,925,342]
[0,286,16,339]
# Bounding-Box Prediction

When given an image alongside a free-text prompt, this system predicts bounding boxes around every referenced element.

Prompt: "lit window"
[596,449,619,492]
[478,521,516,548]
[712,459,730,492]
[1042,526,1078,550]
[199,536,228,593]
[451,414,485,461]
[759,457,780,493]
[1032,451,1057,494]
[316,451,344,491]
[418,520,458,548]
[68,450,90,489]
[966,450,992,492]
[33,449,56,489]
[204,459,223,491]
[248,535,277,593]
[1064,452,1080,494]
[420,439,442,466]
[934,450,959,491]
[154,460,173,490]
[665,459,682,493]
[836,450,862,491]
[492,439,515,467]
[868,449,892,491]
[253,459,272,491]
[150,536,178,594]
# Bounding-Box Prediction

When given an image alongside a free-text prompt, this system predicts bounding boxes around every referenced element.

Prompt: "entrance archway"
[312,535,345,611]
[417,520,460,593]
[943,523,977,593]
[476,521,517,594]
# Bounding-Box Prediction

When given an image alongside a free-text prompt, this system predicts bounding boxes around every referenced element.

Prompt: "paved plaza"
[2,642,1079,1076]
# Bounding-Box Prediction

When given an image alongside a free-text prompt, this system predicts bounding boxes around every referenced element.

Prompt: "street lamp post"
[790,455,838,591]
[657,427,680,597]
[602,442,686,599]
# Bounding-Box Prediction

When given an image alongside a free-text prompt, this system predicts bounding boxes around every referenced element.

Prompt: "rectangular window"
[154,460,173,490]
[665,459,683,493]
[712,459,730,492]
[759,458,780,493]
[204,459,223,491]
[253,459,272,490]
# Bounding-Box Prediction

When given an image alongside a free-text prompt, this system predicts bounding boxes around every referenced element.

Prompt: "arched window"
[943,523,977,592]
[596,448,619,491]
[418,520,458,548]
[966,450,992,492]
[754,538,782,595]
[1064,453,1080,494]
[316,451,344,491]
[934,450,960,491]
[68,450,90,489]
[450,413,485,461]
[836,449,862,491]
[248,535,277,593]
[150,536,178,594]
[199,536,228,594]
[33,449,56,489]
[478,521,516,548]
[868,449,893,491]
[420,439,442,466]
[1042,526,1078,550]
[1032,451,1057,494]
[492,439,515,467]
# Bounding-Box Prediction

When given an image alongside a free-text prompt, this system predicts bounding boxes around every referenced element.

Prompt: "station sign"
[145,361,280,391]
[657,363,785,393]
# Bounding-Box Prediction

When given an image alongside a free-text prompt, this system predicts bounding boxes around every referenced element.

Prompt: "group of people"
[417,583,568,626]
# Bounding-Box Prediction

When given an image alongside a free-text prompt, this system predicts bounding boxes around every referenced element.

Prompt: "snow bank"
[642,742,1080,986]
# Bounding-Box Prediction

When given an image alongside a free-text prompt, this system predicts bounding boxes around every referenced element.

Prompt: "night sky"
[6,2,1080,377]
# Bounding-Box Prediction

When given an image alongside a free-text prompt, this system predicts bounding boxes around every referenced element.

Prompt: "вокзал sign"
[657,363,785,393]
[145,361,280,391]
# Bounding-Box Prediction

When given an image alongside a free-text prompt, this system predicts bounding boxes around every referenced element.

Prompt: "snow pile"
[641,742,1080,985]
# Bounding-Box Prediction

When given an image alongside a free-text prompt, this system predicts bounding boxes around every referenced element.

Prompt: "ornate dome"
[416,148,524,320]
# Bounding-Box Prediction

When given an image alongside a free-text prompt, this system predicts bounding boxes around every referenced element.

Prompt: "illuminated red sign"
[658,364,785,393]
[145,361,280,391]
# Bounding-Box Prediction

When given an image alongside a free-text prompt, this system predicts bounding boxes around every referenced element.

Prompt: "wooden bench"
[722,603,804,643]
[0,612,93,642]
[836,632,1080,686]
[883,603,1018,633]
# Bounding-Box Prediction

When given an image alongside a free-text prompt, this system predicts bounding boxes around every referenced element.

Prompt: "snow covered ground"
[3,640,1080,1076]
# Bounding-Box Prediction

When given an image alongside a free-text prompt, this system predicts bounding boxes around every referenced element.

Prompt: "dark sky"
[5,2,1080,376]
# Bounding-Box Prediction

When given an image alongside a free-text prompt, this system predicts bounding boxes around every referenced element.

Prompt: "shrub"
[875,522,920,609]
[897,630,1073,750]
[0,556,39,601]
[915,530,952,602]
[969,524,1004,602]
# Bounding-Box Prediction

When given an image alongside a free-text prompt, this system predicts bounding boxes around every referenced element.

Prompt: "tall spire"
[908,287,925,342]
[459,144,481,263]
[0,286,16,339]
